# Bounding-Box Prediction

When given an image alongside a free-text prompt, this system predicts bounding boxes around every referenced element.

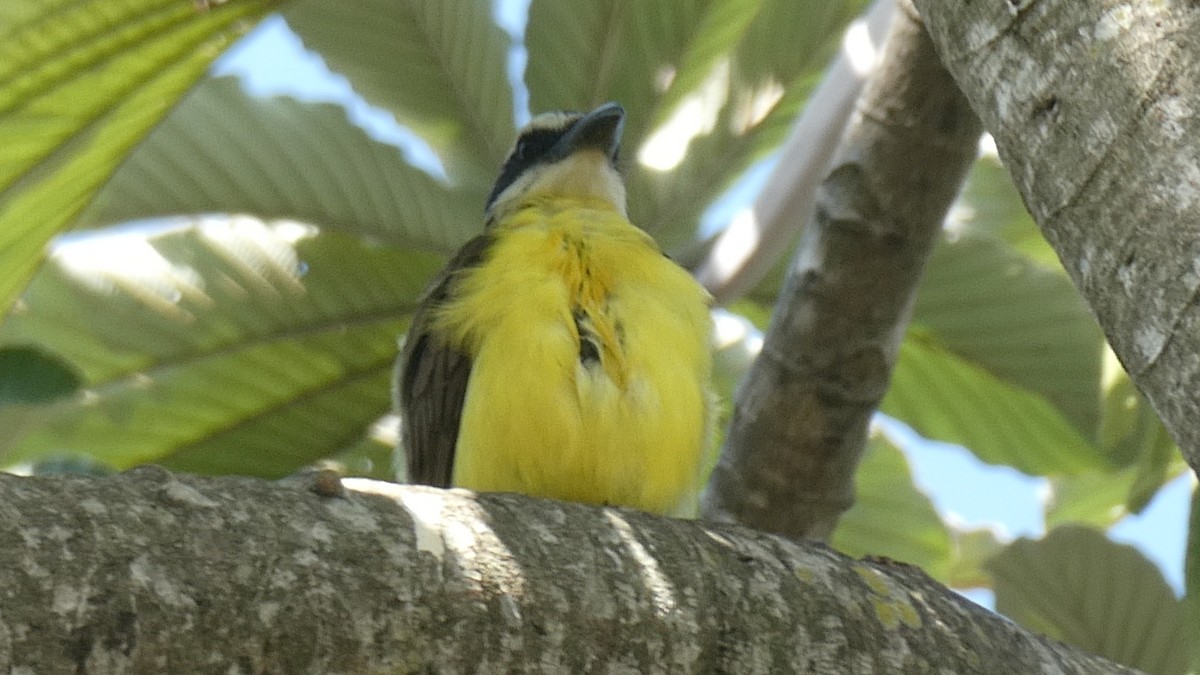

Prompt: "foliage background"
[0,1,1194,672]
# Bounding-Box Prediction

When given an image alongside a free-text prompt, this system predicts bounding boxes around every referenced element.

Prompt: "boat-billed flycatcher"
[395,102,713,516]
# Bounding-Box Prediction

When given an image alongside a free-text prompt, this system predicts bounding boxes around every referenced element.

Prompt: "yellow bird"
[395,103,713,516]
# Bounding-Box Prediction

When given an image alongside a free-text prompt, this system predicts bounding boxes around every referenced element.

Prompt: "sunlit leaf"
[0,219,441,476]
[78,77,482,254]
[0,0,278,316]
[1044,455,1186,531]
[1046,470,1138,530]
[283,0,514,184]
[1040,348,1190,526]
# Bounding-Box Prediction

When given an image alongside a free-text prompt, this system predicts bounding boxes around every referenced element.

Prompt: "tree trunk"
[0,469,1133,674]
[913,0,1200,478]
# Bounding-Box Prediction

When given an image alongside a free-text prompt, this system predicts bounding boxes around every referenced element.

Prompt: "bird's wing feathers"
[397,234,493,487]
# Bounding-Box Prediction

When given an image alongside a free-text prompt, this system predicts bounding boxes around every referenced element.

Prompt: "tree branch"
[0,469,1131,673]
[912,0,1200,477]
[701,0,982,540]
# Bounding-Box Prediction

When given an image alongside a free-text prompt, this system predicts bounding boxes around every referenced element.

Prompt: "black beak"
[551,102,625,163]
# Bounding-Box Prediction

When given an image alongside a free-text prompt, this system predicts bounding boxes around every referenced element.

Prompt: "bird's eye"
[511,129,561,165]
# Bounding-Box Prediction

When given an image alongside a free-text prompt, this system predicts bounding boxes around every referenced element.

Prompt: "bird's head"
[485,102,627,223]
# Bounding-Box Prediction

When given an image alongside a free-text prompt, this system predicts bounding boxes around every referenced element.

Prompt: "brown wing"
[394,234,493,487]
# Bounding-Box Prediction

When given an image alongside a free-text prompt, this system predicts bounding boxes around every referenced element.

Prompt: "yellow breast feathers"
[432,198,713,515]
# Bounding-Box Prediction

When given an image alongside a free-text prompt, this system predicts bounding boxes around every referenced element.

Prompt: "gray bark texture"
[0,468,1133,674]
[700,0,982,540]
[913,0,1200,477]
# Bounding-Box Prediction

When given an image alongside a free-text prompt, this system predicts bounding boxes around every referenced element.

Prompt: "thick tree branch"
[912,0,1200,477]
[701,0,982,540]
[0,469,1131,673]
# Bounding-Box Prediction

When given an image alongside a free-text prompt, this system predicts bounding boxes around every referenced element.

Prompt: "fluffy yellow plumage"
[397,103,713,516]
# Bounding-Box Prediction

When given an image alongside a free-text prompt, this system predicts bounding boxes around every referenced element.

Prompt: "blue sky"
[212,9,1194,601]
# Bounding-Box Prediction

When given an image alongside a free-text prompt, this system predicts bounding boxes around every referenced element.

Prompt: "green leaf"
[1099,347,1182,481]
[883,330,1101,475]
[833,432,952,581]
[913,232,1105,442]
[0,1,43,34]
[1125,428,1183,514]
[159,363,395,477]
[989,526,1193,675]
[526,0,735,132]
[282,0,515,184]
[0,220,441,476]
[1043,347,1187,527]
[77,76,482,254]
[954,154,1060,268]
[0,346,80,405]
[943,526,1005,590]
[0,0,278,316]
[1043,455,1185,531]
[1046,470,1137,530]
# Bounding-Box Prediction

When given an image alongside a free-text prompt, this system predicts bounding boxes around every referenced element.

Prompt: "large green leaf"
[913,232,1105,443]
[282,0,514,185]
[989,526,1193,675]
[0,0,278,317]
[883,329,1101,475]
[953,162,1183,482]
[526,0,865,250]
[0,220,441,476]
[833,431,952,581]
[76,76,481,254]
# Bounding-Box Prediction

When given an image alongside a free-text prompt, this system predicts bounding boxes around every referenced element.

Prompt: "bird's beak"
[552,102,625,163]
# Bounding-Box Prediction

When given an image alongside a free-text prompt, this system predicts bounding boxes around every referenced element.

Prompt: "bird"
[394,102,713,516]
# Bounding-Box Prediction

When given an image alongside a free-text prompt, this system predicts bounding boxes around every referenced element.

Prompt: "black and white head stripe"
[485,103,625,213]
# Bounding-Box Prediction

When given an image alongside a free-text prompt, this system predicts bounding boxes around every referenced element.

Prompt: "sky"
[210,7,1194,602]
